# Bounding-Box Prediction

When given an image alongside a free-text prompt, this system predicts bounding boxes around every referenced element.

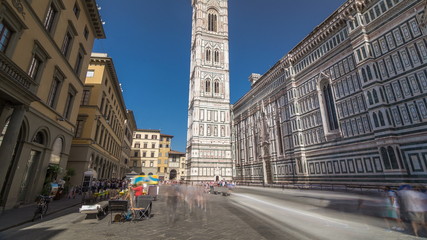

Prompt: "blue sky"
[93,0,345,152]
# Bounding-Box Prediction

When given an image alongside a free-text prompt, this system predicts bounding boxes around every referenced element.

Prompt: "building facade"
[233,0,427,186]
[0,0,104,210]
[158,134,173,181]
[131,129,160,175]
[168,150,186,181]
[123,110,137,173]
[68,53,130,185]
[186,0,233,182]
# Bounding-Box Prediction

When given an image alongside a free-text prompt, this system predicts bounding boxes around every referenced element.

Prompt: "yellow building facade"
[158,134,173,181]
[68,53,131,185]
[0,0,105,210]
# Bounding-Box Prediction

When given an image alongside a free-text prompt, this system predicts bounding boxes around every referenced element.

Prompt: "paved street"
[0,186,423,240]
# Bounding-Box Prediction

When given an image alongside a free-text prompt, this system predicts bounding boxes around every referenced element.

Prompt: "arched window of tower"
[214,81,220,94]
[206,48,211,62]
[214,49,219,63]
[208,9,218,32]
[206,79,211,92]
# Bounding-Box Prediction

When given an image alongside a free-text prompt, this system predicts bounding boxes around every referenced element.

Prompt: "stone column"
[0,105,27,196]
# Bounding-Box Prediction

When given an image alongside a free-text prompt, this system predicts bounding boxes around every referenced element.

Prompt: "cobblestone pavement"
[1,186,424,240]
[55,187,282,240]
[2,186,287,240]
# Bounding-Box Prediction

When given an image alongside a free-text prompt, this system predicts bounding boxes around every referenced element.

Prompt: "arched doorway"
[169,169,177,180]
[20,130,47,202]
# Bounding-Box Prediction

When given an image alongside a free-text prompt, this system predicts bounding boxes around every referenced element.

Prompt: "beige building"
[131,129,160,175]
[0,0,104,210]
[68,53,131,185]
[158,134,173,180]
[168,150,186,181]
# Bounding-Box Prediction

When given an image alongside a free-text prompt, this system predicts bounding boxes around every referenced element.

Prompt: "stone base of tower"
[185,165,233,183]
[185,175,233,184]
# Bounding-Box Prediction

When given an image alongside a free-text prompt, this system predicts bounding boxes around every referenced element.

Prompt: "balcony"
[0,52,39,104]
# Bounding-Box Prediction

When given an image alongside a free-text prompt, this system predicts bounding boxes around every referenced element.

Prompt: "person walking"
[399,185,427,237]
[382,187,405,231]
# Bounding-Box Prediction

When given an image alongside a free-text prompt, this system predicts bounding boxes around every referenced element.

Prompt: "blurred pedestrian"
[399,185,427,237]
[382,187,405,231]
[67,185,76,199]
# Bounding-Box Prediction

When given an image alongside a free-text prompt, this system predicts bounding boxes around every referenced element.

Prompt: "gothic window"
[373,64,379,78]
[367,91,373,105]
[379,88,385,102]
[373,113,379,128]
[362,68,368,82]
[208,11,218,32]
[205,79,211,92]
[366,65,373,80]
[214,50,219,64]
[379,111,385,126]
[322,83,339,131]
[387,146,399,169]
[214,81,220,94]
[381,146,400,170]
[380,147,390,169]
[373,89,379,103]
[206,48,211,62]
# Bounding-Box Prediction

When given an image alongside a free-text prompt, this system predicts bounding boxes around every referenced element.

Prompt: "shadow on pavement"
[0,227,65,240]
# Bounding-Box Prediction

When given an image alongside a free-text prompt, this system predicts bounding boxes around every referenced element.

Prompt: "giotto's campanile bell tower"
[186,0,233,182]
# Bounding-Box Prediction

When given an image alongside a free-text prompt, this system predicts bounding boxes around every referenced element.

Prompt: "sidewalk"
[0,196,82,232]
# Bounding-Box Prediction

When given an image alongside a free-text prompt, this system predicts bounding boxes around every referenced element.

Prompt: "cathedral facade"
[232,0,427,185]
[186,0,233,182]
